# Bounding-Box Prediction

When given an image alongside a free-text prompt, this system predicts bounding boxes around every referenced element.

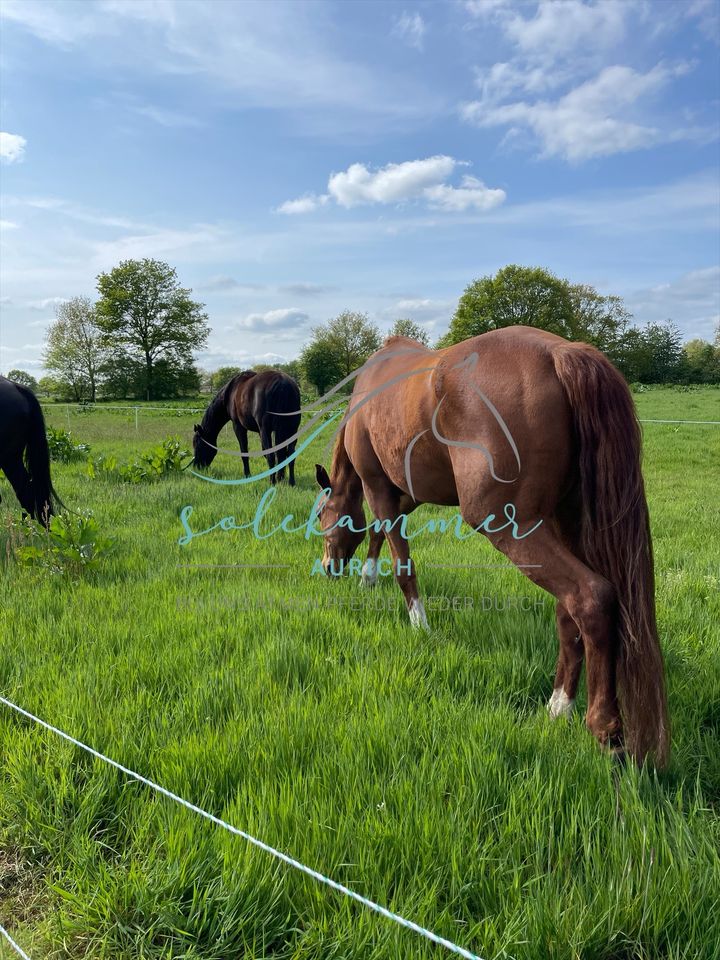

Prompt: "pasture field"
[1,387,719,960]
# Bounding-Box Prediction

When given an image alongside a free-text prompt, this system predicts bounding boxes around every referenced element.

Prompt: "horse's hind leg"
[259,417,277,484]
[361,526,384,588]
[483,522,622,750]
[548,602,584,717]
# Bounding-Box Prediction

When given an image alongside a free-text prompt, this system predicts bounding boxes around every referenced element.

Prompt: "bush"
[15,513,115,575]
[46,427,90,463]
[86,437,190,484]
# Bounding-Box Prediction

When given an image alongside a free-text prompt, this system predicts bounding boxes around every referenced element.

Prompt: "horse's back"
[347,327,576,511]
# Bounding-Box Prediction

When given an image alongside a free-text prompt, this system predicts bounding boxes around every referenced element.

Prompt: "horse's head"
[315,463,366,575]
[192,423,217,468]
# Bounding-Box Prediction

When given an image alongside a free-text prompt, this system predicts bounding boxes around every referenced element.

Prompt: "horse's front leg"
[363,487,426,628]
[232,422,251,478]
[361,526,384,588]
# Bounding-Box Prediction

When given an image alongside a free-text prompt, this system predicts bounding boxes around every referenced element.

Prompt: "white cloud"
[393,11,426,51]
[132,104,202,128]
[1,0,432,123]
[279,282,333,296]
[199,276,265,292]
[278,156,506,214]
[464,63,697,162]
[503,0,627,58]
[328,156,456,207]
[626,266,720,339]
[424,175,506,211]
[28,296,68,310]
[0,132,27,163]
[276,194,329,215]
[0,219,19,230]
[236,307,310,332]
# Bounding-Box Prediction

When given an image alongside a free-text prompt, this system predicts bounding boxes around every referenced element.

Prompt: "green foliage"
[301,310,382,395]
[46,427,90,464]
[86,437,190,484]
[14,513,115,575]
[95,258,209,401]
[438,265,628,357]
[43,296,105,402]
[683,338,720,384]
[616,321,686,384]
[1,393,719,959]
[209,365,245,393]
[7,369,38,392]
[388,317,430,345]
[439,265,573,345]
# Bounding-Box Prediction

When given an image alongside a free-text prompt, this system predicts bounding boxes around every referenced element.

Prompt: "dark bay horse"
[314,328,669,767]
[193,370,301,484]
[0,375,61,524]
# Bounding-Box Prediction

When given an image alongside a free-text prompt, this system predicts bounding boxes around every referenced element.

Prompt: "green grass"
[1,387,719,960]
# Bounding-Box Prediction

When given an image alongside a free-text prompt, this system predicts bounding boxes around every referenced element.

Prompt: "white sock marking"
[548,687,574,718]
[408,598,429,630]
[361,558,378,588]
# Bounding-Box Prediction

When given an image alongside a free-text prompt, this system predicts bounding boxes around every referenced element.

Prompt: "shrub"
[46,427,90,463]
[15,513,115,575]
[86,437,190,484]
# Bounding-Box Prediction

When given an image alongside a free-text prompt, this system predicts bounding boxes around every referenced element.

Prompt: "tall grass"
[1,389,718,959]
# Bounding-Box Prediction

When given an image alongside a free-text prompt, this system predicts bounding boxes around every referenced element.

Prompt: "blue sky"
[1,0,718,376]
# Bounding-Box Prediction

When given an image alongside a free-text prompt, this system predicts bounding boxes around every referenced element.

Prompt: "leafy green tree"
[325,310,382,378]
[567,284,630,359]
[95,259,209,401]
[210,366,244,392]
[301,310,381,395]
[389,317,430,345]
[43,296,106,401]
[7,369,38,392]
[300,339,343,396]
[615,321,685,383]
[37,375,66,399]
[683,338,720,384]
[438,266,629,358]
[439,265,574,347]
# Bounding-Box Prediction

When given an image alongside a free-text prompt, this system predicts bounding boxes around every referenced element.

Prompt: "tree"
[43,296,106,402]
[566,284,630,360]
[615,321,685,384]
[95,259,209,401]
[300,339,343,396]
[439,265,574,347]
[300,310,381,395]
[389,317,430,346]
[438,265,629,358]
[683,338,720,384]
[210,366,244,393]
[7,369,38,391]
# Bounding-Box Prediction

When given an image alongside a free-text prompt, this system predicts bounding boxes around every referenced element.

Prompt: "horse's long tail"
[553,343,669,768]
[20,385,64,523]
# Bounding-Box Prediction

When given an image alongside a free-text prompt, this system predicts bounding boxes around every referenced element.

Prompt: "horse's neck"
[202,391,231,440]
[331,427,363,499]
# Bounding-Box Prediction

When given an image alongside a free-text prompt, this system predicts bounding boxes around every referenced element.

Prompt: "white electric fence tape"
[0,696,485,960]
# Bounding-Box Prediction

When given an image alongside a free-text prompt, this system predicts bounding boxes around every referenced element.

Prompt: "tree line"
[6,260,718,401]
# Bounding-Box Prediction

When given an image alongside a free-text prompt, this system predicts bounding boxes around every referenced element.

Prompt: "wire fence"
[0,694,486,960]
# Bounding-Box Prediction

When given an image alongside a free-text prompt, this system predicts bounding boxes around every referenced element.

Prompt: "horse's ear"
[194,423,201,433]
[315,464,331,489]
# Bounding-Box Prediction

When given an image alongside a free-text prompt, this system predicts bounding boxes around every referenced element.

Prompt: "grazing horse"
[193,370,301,484]
[0,375,61,524]
[314,328,669,767]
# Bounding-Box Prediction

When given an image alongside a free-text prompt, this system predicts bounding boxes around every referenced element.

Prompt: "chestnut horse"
[0,375,61,524]
[314,328,669,767]
[193,370,301,484]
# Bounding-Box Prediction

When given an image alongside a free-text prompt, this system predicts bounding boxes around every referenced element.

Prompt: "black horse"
[192,370,301,485]
[0,376,61,524]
